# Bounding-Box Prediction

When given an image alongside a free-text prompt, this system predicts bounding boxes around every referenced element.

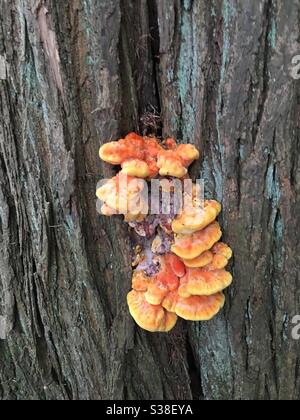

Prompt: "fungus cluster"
[97,132,233,332]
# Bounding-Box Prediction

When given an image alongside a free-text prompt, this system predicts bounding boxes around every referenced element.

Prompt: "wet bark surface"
[0,0,299,400]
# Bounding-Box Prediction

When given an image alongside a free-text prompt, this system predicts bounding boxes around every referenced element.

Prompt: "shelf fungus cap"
[124,213,146,223]
[181,250,213,268]
[205,242,233,270]
[175,144,200,166]
[178,268,233,298]
[99,133,162,178]
[127,290,178,332]
[96,174,147,218]
[162,291,225,321]
[99,202,117,216]
[121,159,152,178]
[99,132,145,165]
[157,150,188,178]
[144,254,184,305]
[171,222,222,260]
[132,270,151,292]
[172,200,221,234]
[165,254,186,278]
[157,144,199,178]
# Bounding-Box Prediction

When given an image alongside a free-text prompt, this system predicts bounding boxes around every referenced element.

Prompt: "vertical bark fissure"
[252,0,273,149]
[147,0,162,123]
[186,334,204,400]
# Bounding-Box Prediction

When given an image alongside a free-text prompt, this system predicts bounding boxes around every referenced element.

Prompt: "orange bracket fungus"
[97,132,233,332]
[99,132,199,178]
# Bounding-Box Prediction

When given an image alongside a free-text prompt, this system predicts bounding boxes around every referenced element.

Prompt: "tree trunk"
[0,0,299,400]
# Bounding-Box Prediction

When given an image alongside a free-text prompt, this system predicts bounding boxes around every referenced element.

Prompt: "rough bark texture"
[0,0,299,400]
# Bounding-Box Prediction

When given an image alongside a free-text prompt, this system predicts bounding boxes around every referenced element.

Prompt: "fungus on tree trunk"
[97,133,233,332]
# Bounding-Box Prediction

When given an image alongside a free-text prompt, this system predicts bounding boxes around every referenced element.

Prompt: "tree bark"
[0,0,299,400]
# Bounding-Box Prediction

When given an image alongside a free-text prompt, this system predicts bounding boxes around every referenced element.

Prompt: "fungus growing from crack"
[97,133,233,332]
[99,132,161,178]
[99,132,199,179]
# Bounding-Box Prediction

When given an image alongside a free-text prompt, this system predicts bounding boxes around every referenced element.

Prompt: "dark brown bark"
[0,0,299,400]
